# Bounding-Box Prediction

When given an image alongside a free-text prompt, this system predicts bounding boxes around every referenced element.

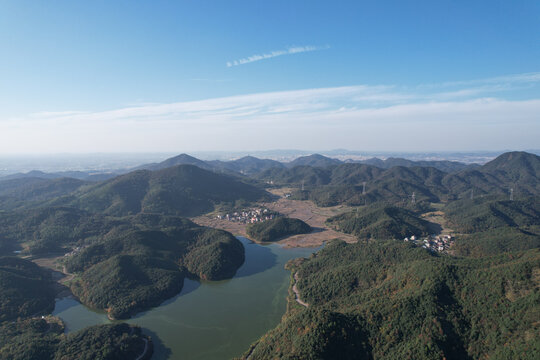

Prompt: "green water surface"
[53,237,318,359]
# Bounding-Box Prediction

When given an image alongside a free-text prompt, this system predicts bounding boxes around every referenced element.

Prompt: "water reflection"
[54,237,319,359]
[53,296,80,313]
[234,237,277,278]
[142,328,172,360]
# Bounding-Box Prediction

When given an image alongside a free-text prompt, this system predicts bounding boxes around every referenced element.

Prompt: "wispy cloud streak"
[2,72,539,153]
[226,45,329,67]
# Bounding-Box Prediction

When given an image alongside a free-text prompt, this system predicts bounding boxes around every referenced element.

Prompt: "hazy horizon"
[2,148,539,177]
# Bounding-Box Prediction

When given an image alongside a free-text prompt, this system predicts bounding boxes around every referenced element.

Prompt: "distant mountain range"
[1,151,537,213]
[130,152,480,175]
[0,170,117,182]
[65,164,269,217]
[261,151,540,205]
[0,152,492,183]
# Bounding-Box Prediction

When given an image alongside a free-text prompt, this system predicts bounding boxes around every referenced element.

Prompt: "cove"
[53,237,319,359]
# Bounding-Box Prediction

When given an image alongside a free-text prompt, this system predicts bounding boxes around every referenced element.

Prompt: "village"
[404,234,454,253]
[217,207,279,224]
[63,245,88,257]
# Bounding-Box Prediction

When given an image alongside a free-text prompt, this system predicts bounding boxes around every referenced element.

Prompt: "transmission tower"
[510,188,514,201]
[470,188,474,200]
[411,192,416,204]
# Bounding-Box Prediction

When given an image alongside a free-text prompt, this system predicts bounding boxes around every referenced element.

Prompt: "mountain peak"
[288,154,342,168]
[482,151,540,171]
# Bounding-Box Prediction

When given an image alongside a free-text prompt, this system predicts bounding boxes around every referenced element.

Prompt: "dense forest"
[256,151,540,206]
[0,207,125,255]
[236,152,540,359]
[0,177,87,211]
[443,196,540,257]
[241,240,540,360]
[0,257,56,321]
[0,319,151,360]
[246,217,312,242]
[66,164,269,217]
[65,221,244,319]
[0,151,538,359]
[0,164,270,217]
[326,205,434,240]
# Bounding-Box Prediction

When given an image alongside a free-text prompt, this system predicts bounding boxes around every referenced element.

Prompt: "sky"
[0,0,539,154]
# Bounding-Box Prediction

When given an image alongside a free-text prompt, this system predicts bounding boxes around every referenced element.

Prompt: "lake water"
[53,237,318,359]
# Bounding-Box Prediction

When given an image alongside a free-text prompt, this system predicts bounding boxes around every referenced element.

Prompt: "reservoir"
[53,237,318,359]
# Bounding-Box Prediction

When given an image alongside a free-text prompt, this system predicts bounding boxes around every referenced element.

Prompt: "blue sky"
[0,0,539,153]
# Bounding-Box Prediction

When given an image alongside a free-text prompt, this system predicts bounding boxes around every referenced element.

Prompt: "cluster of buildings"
[64,245,87,257]
[404,234,454,253]
[217,208,277,224]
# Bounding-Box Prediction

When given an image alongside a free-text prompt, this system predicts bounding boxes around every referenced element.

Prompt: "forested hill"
[441,151,540,198]
[0,177,87,211]
[64,217,245,319]
[257,151,540,206]
[0,257,56,321]
[326,205,433,240]
[444,196,540,256]
[360,157,477,172]
[0,320,151,360]
[67,164,269,217]
[241,240,540,360]
[286,154,342,168]
[136,153,214,171]
[246,217,312,242]
[135,153,285,175]
[0,207,124,255]
[208,156,285,175]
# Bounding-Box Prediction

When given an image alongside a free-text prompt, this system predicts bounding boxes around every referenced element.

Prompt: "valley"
[192,187,356,247]
[0,150,538,359]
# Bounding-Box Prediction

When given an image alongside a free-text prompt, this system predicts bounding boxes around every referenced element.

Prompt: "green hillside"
[286,154,342,168]
[442,151,540,199]
[327,205,433,240]
[443,196,540,256]
[209,155,285,175]
[139,153,213,171]
[0,177,86,211]
[0,207,125,255]
[241,240,540,360]
[246,217,312,242]
[444,196,539,233]
[361,157,476,172]
[256,165,332,186]
[0,257,55,321]
[0,319,150,360]
[256,152,540,206]
[65,225,244,319]
[71,165,269,216]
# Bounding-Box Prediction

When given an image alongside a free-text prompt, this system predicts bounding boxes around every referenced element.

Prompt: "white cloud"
[2,73,540,153]
[226,45,329,67]
[419,72,540,89]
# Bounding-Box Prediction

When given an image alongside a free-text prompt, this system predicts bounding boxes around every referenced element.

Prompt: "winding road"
[292,272,309,307]
[135,338,149,360]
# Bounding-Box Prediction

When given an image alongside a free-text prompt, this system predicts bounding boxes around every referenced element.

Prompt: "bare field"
[31,254,74,296]
[192,187,357,248]
[421,210,455,235]
[32,254,64,273]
